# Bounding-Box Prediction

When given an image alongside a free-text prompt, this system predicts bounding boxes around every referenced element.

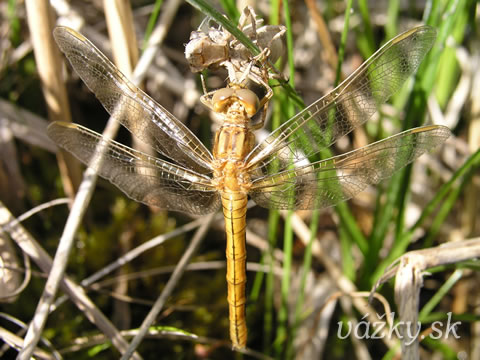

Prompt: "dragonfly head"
[212,86,259,118]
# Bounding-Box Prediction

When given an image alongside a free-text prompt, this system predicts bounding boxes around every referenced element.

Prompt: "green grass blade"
[423,167,474,247]
[264,208,279,353]
[419,269,463,321]
[332,0,368,257]
[339,226,355,280]
[421,335,459,358]
[356,0,375,57]
[274,210,294,356]
[142,0,163,50]
[269,0,281,24]
[283,0,295,88]
[385,0,399,40]
[365,0,464,284]
[373,148,480,280]
[286,210,319,359]
[274,2,297,354]
[218,0,240,20]
[334,0,353,86]
[7,0,21,46]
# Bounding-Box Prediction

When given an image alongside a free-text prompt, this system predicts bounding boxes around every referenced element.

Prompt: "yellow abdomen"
[221,191,248,349]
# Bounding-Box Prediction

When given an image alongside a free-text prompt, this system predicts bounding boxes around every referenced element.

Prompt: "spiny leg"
[238,6,259,39]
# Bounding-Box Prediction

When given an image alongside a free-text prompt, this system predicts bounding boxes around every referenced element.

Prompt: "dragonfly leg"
[200,75,220,111]
[236,59,256,85]
[250,81,273,130]
[238,6,258,38]
[225,61,241,84]
[256,72,273,109]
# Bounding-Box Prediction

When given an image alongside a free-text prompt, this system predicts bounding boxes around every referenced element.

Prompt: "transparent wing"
[246,26,437,175]
[53,26,213,174]
[249,126,450,210]
[48,122,221,215]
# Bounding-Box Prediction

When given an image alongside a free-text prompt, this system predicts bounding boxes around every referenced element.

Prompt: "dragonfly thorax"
[213,123,255,162]
[212,160,252,192]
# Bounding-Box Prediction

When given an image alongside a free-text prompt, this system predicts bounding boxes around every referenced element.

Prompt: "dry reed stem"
[377,238,480,286]
[394,255,422,359]
[19,1,84,357]
[374,239,480,357]
[304,0,339,72]
[104,0,139,77]
[24,0,81,198]
[464,50,480,236]
[131,0,182,83]
[103,0,140,332]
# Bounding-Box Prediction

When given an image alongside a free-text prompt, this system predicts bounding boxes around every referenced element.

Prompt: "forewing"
[48,122,221,215]
[246,26,437,175]
[250,126,450,210]
[53,26,213,174]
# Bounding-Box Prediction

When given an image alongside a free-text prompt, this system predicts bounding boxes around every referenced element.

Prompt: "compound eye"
[235,88,259,117]
[212,88,234,103]
[212,88,234,113]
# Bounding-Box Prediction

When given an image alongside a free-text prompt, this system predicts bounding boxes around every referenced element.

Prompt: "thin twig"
[1,198,69,302]
[121,212,216,359]
[51,216,210,310]
[89,260,284,290]
[60,328,273,360]
[0,313,61,360]
[11,199,70,227]
[0,201,141,359]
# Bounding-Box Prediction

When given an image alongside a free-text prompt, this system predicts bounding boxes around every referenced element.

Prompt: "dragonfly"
[48,25,450,350]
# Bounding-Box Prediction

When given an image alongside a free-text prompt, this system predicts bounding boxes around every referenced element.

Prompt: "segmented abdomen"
[221,191,248,349]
